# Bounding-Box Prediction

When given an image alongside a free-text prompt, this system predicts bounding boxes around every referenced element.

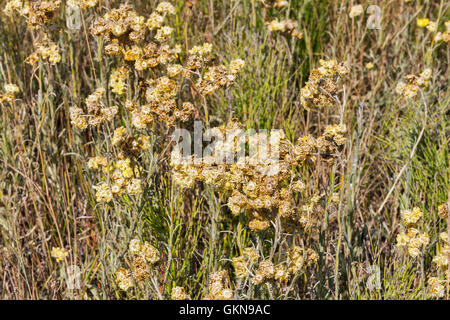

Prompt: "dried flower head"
[428,277,444,298]
[171,120,343,231]
[396,69,432,98]
[171,286,190,300]
[204,270,233,300]
[438,204,448,219]
[300,59,349,110]
[116,267,134,291]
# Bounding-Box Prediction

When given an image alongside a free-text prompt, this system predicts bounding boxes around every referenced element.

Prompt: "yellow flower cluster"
[365,62,375,70]
[243,247,260,263]
[188,43,212,56]
[432,205,449,270]
[70,87,118,130]
[88,127,151,202]
[0,83,20,103]
[109,66,129,96]
[171,286,191,300]
[395,68,432,99]
[4,2,62,71]
[185,43,213,72]
[232,245,318,286]
[252,260,275,284]
[3,0,29,17]
[89,4,243,129]
[396,207,429,257]
[82,0,220,204]
[232,247,260,279]
[134,100,195,128]
[87,156,108,170]
[286,246,319,274]
[116,238,160,291]
[131,239,160,278]
[300,59,350,110]
[93,183,114,203]
[4,1,61,28]
[435,21,450,43]
[90,155,144,203]
[156,2,177,15]
[69,107,87,130]
[134,77,196,127]
[92,4,152,42]
[426,21,438,33]
[417,18,430,28]
[428,277,445,298]
[91,3,179,68]
[129,239,159,266]
[232,256,250,279]
[111,126,151,159]
[425,203,449,298]
[204,270,233,300]
[318,124,347,159]
[116,267,134,291]
[438,204,449,219]
[432,236,449,269]
[401,207,424,226]
[25,36,61,65]
[27,0,61,28]
[396,229,429,257]
[51,247,68,263]
[171,120,344,231]
[266,19,303,39]
[196,59,245,96]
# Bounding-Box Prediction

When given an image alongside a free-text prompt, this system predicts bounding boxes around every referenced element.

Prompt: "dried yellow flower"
[51,247,68,262]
